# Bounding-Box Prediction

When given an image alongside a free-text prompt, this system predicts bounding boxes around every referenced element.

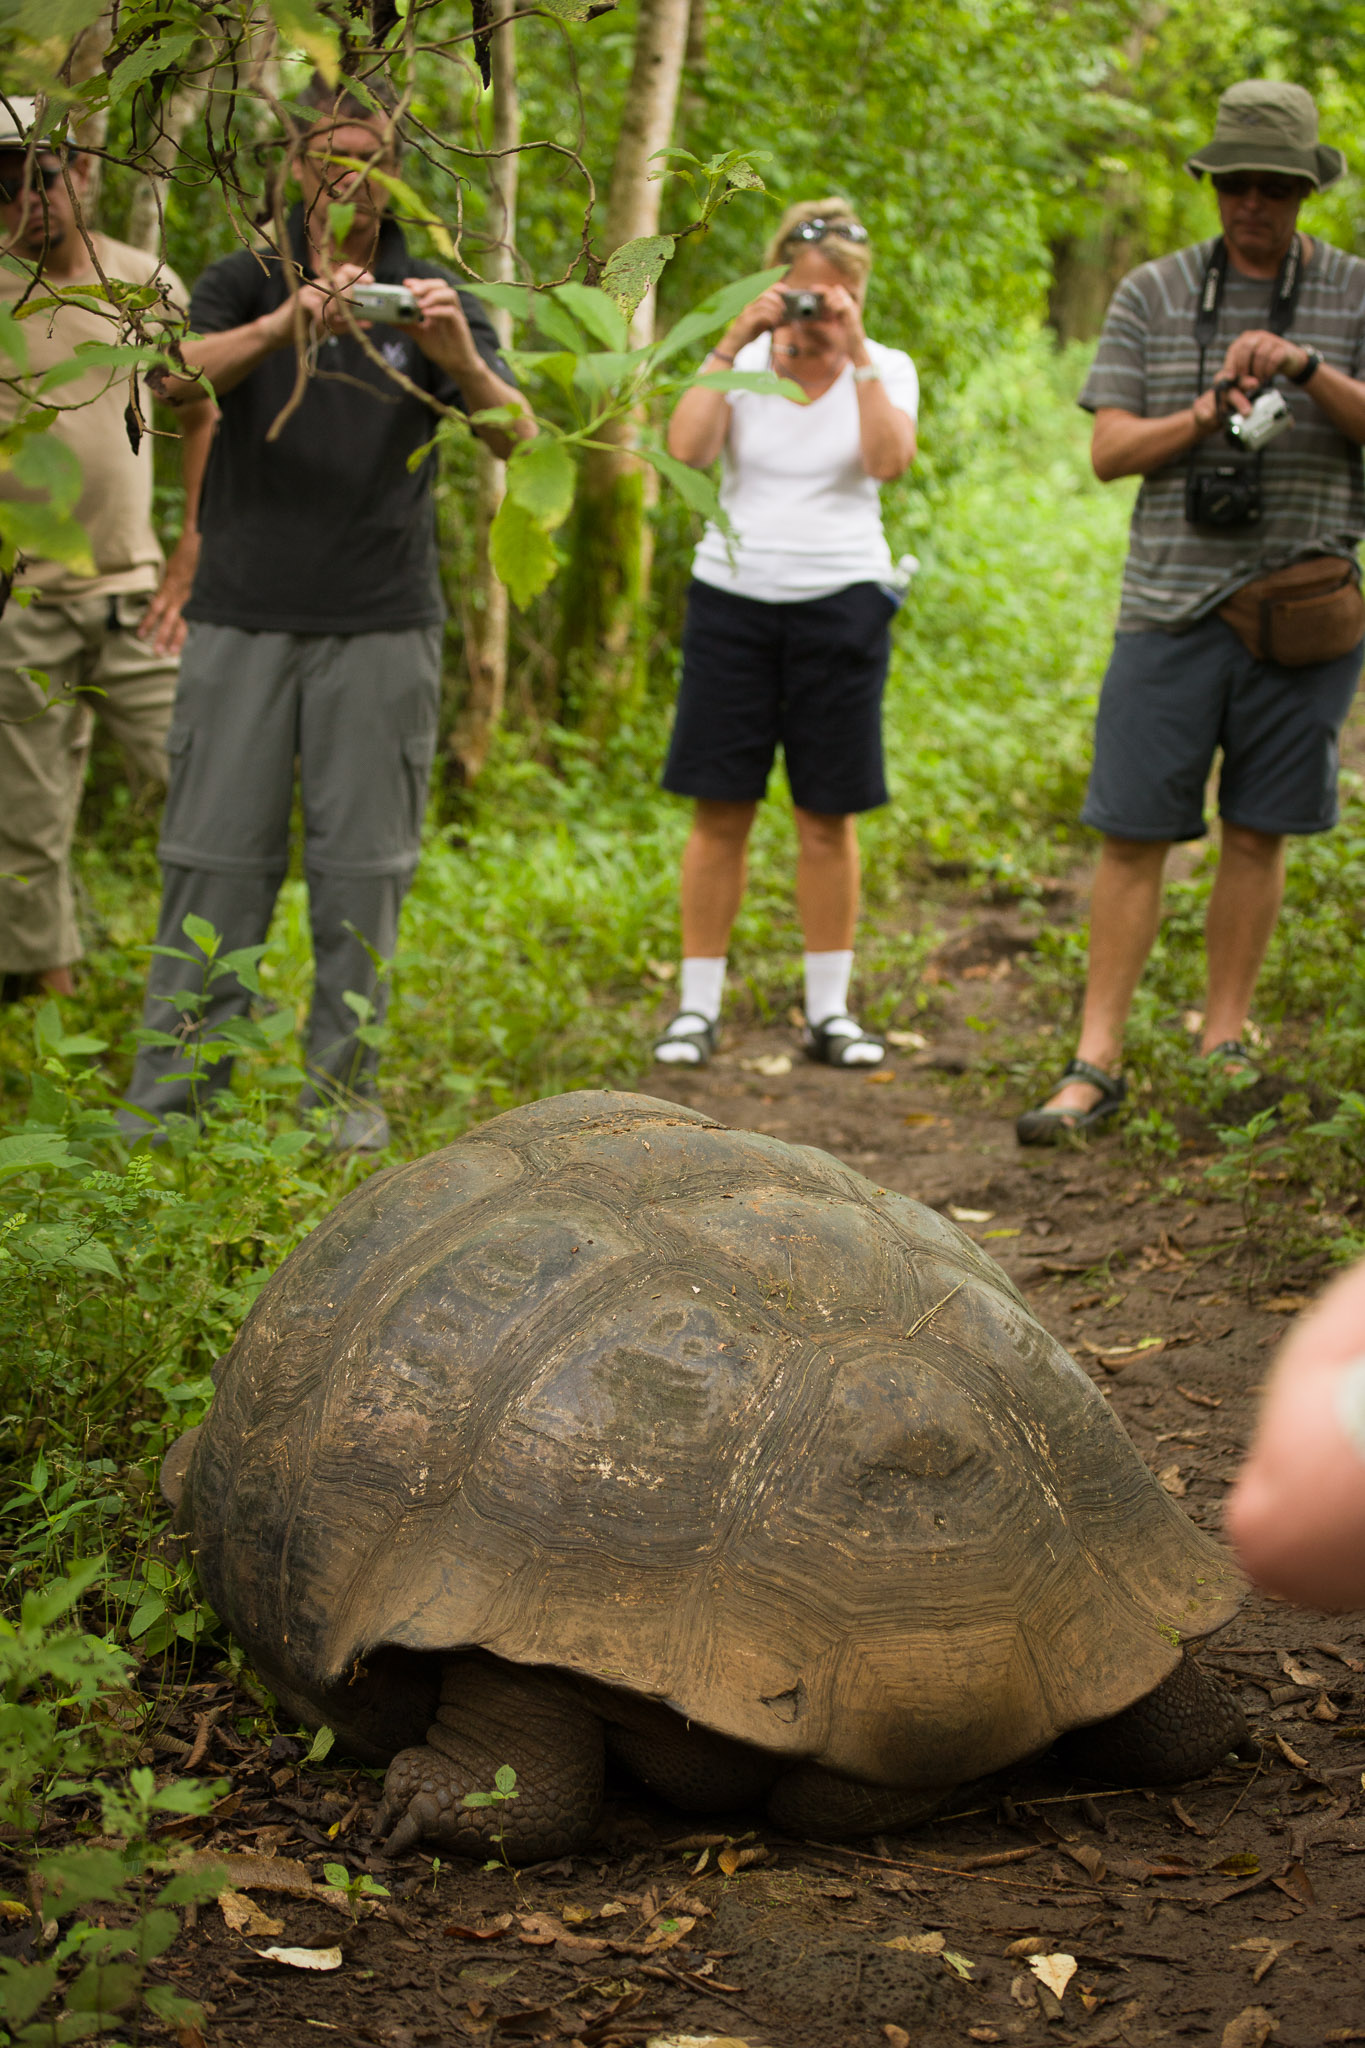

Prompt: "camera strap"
[1193,233,1303,396]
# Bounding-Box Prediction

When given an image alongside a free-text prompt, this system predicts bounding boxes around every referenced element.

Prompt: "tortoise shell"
[184,1090,1241,1789]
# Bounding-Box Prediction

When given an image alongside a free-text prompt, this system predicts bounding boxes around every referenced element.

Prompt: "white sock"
[803,950,854,1029]
[675,956,726,1026]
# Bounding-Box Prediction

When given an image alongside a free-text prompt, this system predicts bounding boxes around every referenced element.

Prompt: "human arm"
[1090,386,1241,481]
[1217,327,1365,448]
[666,281,790,467]
[137,393,216,655]
[821,285,916,481]
[398,275,533,460]
[1225,1258,1365,1610]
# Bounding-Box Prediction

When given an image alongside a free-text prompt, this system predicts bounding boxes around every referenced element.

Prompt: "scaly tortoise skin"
[166,1090,1247,1858]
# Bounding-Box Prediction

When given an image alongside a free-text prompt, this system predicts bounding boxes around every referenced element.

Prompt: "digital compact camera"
[348,282,421,324]
[781,289,825,321]
[1185,390,1294,529]
[1226,387,1294,452]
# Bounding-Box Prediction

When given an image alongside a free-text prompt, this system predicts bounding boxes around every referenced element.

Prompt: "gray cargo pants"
[122,620,442,1123]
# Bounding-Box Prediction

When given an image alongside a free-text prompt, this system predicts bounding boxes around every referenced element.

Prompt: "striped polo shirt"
[1080,236,1365,632]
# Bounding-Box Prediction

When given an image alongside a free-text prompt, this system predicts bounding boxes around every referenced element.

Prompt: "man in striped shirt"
[1019,81,1365,1145]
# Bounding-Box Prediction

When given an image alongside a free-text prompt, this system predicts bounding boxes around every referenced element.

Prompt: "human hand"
[809,280,866,350]
[138,534,201,656]
[398,275,481,373]
[1220,327,1312,390]
[1191,374,1254,438]
[719,283,790,354]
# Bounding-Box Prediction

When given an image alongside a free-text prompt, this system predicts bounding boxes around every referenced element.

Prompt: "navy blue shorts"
[662,578,895,815]
[1082,614,1363,841]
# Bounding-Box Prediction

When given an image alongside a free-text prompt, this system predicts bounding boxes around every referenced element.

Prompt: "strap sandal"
[1016,1056,1127,1146]
[1202,1039,1261,1083]
[802,1013,886,1069]
[654,1011,719,1068]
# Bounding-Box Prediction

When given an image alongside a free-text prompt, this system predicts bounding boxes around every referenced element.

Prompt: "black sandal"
[1202,1039,1260,1082]
[1016,1056,1126,1146]
[802,1014,886,1069]
[654,1011,719,1068]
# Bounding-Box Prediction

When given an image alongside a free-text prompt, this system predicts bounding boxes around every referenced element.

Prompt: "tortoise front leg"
[373,1652,604,1861]
[1055,1653,1251,1784]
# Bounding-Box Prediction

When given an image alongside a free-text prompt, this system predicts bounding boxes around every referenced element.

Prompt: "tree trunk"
[556,0,691,732]
[450,1,519,784]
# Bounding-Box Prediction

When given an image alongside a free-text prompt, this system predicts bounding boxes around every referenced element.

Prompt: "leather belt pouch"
[1218,555,1365,667]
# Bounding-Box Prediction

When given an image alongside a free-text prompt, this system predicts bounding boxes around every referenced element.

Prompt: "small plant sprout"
[322,1862,390,1918]
[430,1855,442,1893]
[462,1764,519,1870]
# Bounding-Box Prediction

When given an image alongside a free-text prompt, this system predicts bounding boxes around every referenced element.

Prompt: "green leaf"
[493,1764,518,1796]
[180,913,220,958]
[651,269,785,369]
[552,283,629,352]
[105,29,196,107]
[305,1725,335,1765]
[692,369,808,403]
[599,236,674,319]
[571,351,645,400]
[38,344,170,395]
[0,1956,60,2029]
[268,0,340,81]
[10,436,82,517]
[322,1862,349,1889]
[531,296,588,353]
[15,0,106,40]
[505,438,576,529]
[459,281,533,324]
[65,1958,141,2014]
[489,497,560,609]
[0,501,93,574]
[0,305,29,373]
[640,446,723,523]
[329,161,452,261]
[0,1133,79,1180]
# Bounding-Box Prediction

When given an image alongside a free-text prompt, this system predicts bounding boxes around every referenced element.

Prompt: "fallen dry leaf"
[1010,1972,1039,2009]
[218,1890,283,1938]
[515,1913,560,1947]
[645,2038,764,2048]
[881,1931,944,1955]
[967,2033,1001,2045]
[1261,1294,1310,1313]
[948,1205,994,1223]
[1217,1854,1261,1878]
[443,1915,514,1941]
[863,1069,896,1085]
[1158,1463,1188,1497]
[903,1111,947,1128]
[1220,2009,1278,2048]
[641,1914,697,1952]
[561,1903,595,1925]
[1063,1841,1106,1880]
[1279,1656,1326,1687]
[942,1950,976,1980]
[1272,1861,1317,1909]
[740,1053,791,1078]
[1177,1384,1223,1409]
[884,2030,911,2048]
[716,1845,767,1875]
[1274,1734,1311,1771]
[1029,1953,1077,2001]
[251,1944,342,1972]
[0,1901,27,1924]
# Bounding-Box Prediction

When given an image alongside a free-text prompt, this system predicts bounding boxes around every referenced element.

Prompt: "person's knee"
[1220,824,1285,868]
[690,800,755,847]
[1099,833,1169,873]
[793,807,855,856]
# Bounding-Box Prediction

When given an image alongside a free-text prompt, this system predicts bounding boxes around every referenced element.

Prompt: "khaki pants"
[0,590,178,973]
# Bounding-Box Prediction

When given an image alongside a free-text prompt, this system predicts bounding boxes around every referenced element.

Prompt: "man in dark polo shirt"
[1018,82,1365,1144]
[120,78,529,1150]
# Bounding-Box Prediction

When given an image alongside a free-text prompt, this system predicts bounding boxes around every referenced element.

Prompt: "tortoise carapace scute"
[175,1089,1244,1849]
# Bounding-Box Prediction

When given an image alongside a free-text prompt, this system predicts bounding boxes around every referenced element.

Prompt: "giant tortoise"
[165,1091,1247,1858]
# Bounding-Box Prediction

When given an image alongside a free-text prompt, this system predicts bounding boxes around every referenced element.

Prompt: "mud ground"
[86,862,1365,2048]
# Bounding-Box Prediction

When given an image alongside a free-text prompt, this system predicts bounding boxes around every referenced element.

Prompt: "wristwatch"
[851,364,882,384]
[1289,347,1323,386]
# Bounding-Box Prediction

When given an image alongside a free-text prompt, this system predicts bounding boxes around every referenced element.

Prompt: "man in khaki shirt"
[0,98,215,996]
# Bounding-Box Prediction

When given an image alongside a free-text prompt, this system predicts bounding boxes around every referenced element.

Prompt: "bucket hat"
[0,98,39,151]
[1186,81,1345,191]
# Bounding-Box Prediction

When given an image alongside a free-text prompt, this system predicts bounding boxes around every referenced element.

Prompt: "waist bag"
[1217,555,1365,667]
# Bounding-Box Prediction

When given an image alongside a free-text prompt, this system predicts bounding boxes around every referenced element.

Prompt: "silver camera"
[781,288,825,321]
[1227,388,1294,452]
[348,281,420,325]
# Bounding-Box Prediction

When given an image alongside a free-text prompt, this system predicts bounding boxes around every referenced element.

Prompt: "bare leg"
[793,807,860,953]
[1040,835,1169,1120]
[679,799,757,959]
[374,1653,604,1862]
[1201,824,1285,1055]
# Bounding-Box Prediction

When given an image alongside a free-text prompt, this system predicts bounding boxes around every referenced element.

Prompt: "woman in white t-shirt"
[654,198,918,1069]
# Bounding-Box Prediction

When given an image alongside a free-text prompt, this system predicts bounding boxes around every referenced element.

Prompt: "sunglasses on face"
[0,162,62,205]
[1212,173,1304,203]
[784,217,869,246]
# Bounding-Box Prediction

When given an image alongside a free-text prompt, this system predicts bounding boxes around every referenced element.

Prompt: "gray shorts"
[1082,614,1363,842]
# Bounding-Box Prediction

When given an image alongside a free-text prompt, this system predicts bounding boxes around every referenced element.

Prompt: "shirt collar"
[286,202,411,282]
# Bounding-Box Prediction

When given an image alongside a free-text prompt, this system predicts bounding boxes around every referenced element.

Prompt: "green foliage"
[322,1862,390,1917]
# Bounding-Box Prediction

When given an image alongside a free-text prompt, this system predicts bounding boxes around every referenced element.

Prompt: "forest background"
[6,3,1365,2036]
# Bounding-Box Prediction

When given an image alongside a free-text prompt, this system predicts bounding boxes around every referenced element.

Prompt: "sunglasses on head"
[784,217,869,246]
[1211,172,1304,202]
[0,162,62,205]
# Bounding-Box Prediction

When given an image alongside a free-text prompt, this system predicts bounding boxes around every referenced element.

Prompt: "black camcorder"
[1185,457,1262,530]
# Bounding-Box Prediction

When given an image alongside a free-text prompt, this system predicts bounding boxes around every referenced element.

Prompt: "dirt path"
[130,883,1365,2048]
